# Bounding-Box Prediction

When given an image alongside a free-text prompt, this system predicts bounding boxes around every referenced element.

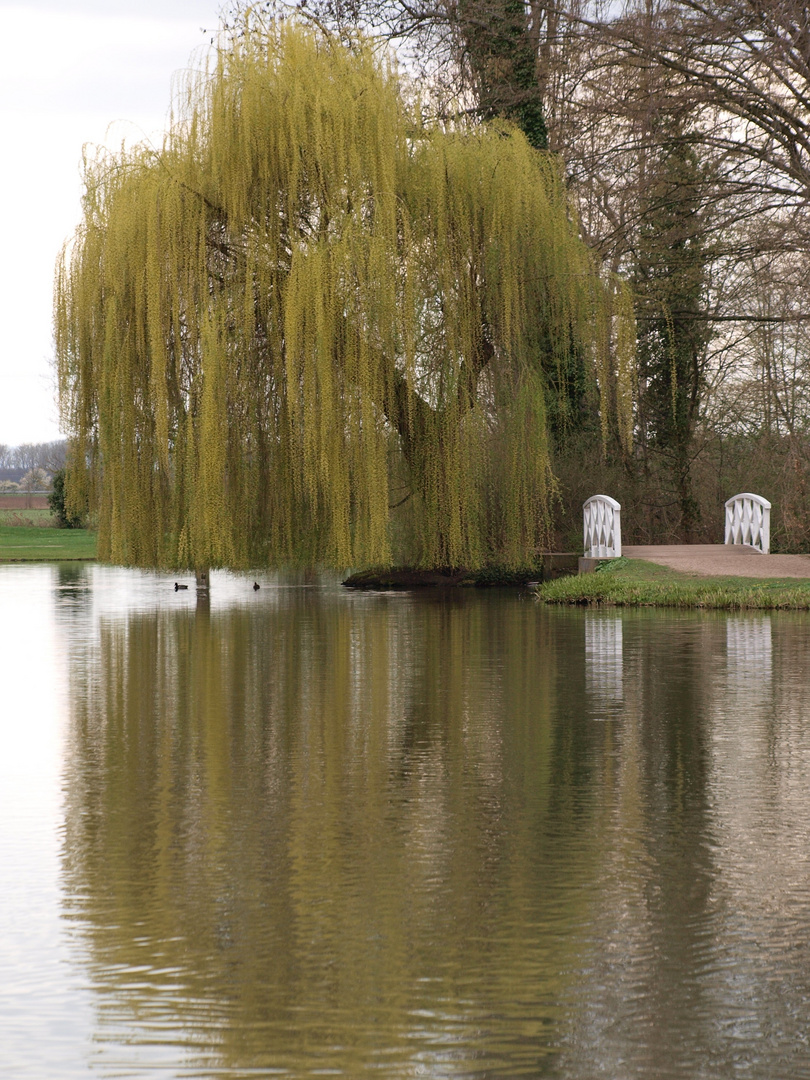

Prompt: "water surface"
[3,564,810,1078]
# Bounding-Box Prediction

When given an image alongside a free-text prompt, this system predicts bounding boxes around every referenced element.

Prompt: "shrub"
[48,469,86,528]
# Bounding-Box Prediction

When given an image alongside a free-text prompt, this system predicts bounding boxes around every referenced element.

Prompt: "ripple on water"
[4,573,810,1076]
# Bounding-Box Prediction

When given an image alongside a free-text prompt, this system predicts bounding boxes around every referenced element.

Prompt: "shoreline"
[342,555,578,589]
[535,557,810,610]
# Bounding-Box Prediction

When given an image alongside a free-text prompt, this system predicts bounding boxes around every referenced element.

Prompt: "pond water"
[3,563,810,1079]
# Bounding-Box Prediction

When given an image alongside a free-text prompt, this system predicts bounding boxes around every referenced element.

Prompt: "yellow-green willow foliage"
[56,18,620,571]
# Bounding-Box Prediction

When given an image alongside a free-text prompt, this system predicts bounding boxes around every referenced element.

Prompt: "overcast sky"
[0,0,224,447]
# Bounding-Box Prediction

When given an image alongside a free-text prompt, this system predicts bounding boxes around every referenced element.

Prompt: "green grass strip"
[0,525,97,561]
[537,557,810,610]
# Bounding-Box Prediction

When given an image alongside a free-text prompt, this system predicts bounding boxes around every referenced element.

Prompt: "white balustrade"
[583,495,622,558]
[724,493,771,553]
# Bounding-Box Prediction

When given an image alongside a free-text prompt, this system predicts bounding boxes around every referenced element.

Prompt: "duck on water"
[174,581,261,591]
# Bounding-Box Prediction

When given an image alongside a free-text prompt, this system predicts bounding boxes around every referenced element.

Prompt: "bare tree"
[584,0,810,232]
[19,468,51,493]
[40,441,68,473]
[8,440,67,473]
[11,444,41,471]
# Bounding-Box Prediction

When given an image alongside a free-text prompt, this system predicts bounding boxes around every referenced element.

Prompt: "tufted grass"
[0,508,54,526]
[536,557,810,610]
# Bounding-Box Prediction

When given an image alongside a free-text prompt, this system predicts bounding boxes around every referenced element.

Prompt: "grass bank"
[0,525,97,561]
[537,557,810,610]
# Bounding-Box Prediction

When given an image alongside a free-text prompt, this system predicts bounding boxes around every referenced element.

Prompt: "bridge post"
[724,493,771,553]
[583,495,622,559]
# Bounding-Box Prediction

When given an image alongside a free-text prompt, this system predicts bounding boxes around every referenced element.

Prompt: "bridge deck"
[624,544,810,578]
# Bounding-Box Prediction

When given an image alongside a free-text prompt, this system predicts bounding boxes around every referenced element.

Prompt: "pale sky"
[0,0,224,446]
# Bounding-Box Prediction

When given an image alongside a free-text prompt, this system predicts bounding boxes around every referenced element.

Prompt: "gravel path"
[624,544,810,578]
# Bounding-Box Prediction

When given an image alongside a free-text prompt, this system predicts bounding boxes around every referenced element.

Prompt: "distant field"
[0,492,98,560]
[0,525,97,561]
[0,495,50,509]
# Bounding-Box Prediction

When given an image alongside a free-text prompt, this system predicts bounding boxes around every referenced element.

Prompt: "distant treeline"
[0,441,67,480]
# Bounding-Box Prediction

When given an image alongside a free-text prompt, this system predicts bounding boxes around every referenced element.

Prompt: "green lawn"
[536,556,810,610]
[0,525,97,561]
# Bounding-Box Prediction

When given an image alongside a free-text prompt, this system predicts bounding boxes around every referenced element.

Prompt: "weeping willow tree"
[55,17,629,572]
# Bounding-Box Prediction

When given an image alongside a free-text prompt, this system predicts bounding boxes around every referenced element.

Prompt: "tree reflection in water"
[61,591,603,1077]
[59,591,810,1078]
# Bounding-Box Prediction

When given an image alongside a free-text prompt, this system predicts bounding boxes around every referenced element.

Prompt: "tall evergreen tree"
[457,0,548,149]
[634,119,712,538]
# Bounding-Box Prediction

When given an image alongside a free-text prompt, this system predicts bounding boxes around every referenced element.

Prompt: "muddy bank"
[343,555,577,589]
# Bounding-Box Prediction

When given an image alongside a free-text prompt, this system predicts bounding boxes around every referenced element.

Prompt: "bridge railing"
[724,493,771,553]
[583,495,622,558]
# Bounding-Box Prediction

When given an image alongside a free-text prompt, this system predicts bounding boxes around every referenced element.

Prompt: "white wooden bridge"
[582,492,810,577]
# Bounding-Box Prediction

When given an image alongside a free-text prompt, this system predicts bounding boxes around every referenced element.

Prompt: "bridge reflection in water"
[726,614,773,694]
[584,612,623,713]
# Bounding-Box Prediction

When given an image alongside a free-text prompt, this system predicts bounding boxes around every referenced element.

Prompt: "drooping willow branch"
[55,17,631,571]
